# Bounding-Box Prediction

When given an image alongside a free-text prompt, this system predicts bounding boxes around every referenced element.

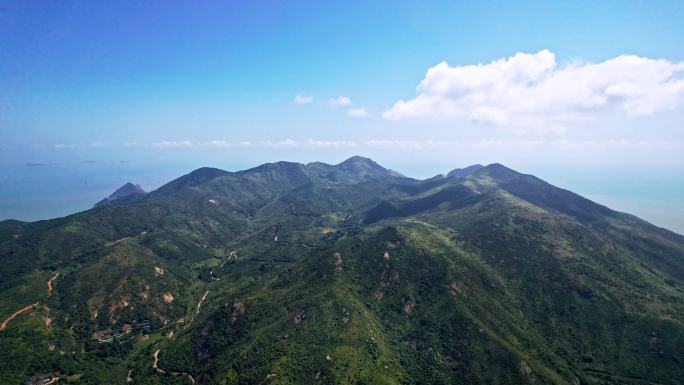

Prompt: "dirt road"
[47,273,59,296]
[0,302,39,332]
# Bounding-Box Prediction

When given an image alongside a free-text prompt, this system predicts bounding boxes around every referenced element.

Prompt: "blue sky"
[0,0,683,231]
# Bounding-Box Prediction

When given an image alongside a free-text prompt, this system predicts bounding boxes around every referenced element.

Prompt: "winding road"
[0,302,39,332]
[1,273,59,332]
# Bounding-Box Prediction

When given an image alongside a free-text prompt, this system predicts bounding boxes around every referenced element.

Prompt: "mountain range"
[1,156,683,385]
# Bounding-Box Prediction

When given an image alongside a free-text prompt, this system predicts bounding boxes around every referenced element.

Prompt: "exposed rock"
[331,252,343,272]
[154,266,164,276]
[342,308,350,324]
[374,286,385,300]
[230,298,245,323]
[234,300,245,315]
[519,360,533,377]
[570,374,581,385]
[163,292,174,303]
[383,251,390,261]
[294,311,304,325]
[403,296,416,316]
[139,284,150,300]
[449,282,464,297]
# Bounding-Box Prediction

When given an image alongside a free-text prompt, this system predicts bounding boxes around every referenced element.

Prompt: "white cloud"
[364,139,457,149]
[469,139,683,150]
[123,142,144,147]
[152,140,194,148]
[293,94,313,105]
[329,96,352,106]
[258,139,298,148]
[54,142,105,149]
[306,139,358,147]
[151,139,299,149]
[347,107,369,117]
[383,50,684,132]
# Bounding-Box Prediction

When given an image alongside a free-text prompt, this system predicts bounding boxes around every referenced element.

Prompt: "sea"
[1,161,682,235]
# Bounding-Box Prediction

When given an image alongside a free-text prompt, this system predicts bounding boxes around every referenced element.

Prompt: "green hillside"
[1,157,683,385]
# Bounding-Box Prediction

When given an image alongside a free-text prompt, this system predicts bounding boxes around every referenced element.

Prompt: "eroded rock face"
[331,252,343,272]
[383,251,390,261]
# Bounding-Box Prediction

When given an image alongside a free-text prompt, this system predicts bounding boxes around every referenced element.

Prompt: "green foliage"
[1,158,683,384]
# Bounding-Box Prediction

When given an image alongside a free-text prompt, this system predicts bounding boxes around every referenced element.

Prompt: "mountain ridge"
[1,156,683,385]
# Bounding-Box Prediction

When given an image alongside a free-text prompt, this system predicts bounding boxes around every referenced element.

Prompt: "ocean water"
[0,161,682,235]
[0,161,186,222]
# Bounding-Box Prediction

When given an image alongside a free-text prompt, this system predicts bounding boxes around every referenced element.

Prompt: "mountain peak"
[338,155,380,166]
[446,164,484,178]
[336,156,406,178]
[473,163,521,180]
[152,167,230,196]
[95,182,146,207]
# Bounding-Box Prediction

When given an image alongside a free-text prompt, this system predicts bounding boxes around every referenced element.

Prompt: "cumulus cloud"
[347,107,369,117]
[383,50,684,132]
[329,96,352,106]
[293,94,313,105]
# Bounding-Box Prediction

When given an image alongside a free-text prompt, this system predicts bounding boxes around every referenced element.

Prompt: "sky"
[0,0,683,232]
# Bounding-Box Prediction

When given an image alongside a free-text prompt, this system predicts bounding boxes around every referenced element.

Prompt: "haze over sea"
[1,160,682,235]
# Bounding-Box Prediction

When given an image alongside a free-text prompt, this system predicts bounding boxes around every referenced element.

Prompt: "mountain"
[446,164,483,178]
[95,182,147,207]
[1,157,683,385]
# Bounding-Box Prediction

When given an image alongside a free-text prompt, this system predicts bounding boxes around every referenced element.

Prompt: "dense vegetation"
[1,156,683,385]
